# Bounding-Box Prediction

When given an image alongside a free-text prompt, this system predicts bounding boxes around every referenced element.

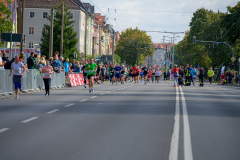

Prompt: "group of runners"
[9,55,216,98]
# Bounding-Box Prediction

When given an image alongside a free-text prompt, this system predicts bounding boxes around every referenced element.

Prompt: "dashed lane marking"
[0,128,9,133]
[79,99,87,102]
[64,103,74,107]
[99,93,105,95]
[21,117,39,123]
[47,109,60,114]
[106,91,111,93]
[90,96,97,99]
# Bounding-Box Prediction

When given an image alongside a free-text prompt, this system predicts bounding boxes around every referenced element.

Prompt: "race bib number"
[144,69,147,71]
[44,73,50,77]
[14,70,20,74]
[89,70,93,73]
[116,71,120,73]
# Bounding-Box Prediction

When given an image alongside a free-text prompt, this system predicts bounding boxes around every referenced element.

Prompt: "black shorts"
[65,72,69,77]
[133,74,138,77]
[110,74,114,78]
[88,74,95,80]
[143,73,148,77]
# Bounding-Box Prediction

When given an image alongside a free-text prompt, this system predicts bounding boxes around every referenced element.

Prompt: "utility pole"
[112,30,115,65]
[84,13,88,62]
[60,2,64,57]
[20,0,25,53]
[99,26,101,62]
[49,9,54,58]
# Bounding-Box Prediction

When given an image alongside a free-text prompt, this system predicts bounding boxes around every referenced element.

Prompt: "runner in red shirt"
[131,64,138,84]
[137,66,141,83]
[147,69,152,83]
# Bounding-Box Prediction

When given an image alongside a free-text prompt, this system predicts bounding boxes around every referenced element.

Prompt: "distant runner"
[85,58,97,93]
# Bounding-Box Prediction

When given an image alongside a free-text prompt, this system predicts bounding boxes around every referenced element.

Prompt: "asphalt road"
[0,81,240,160]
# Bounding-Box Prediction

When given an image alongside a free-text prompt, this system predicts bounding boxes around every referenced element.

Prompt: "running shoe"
[15,95,19,99]
[84,85,86,88]
[89,90,92,93]
[91,89,94,93]
[45,93,48,96]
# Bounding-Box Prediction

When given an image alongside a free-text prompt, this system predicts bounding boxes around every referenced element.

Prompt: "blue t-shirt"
[191,71,197,78]
[57,59,61,69]
[114,66,122,74]
[190,68,194,75]
[140,72,143,76]
[64,62,69,72]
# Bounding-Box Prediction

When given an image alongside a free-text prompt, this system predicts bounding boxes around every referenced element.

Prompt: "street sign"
[74,52,77,59]
[216,42,219,45]
[164,61,168,64]
[231,57,235,61]
[1,33,22,42]
[96,57,100,60]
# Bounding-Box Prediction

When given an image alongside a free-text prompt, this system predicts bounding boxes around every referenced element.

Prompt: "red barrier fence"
[68,73,85,87]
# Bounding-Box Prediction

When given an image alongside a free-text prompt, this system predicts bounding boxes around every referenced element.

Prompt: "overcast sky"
[84,0,238,44]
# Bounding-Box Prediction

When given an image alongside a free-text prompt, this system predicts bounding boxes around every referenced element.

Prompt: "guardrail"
[0,69,66,97]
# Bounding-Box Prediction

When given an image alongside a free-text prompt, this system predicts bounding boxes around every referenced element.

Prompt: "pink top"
[42,66,53,79]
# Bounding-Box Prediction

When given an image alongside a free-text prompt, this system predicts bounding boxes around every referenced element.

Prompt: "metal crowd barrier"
[0,69,66,97]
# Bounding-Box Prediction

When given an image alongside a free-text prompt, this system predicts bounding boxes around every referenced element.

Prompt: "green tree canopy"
[40,2,78,61]
[115,27,154,66]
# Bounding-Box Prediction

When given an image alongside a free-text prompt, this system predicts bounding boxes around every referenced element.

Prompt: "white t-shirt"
[156,71,162,76]
[0,57,4,70]
[11,62,24,75]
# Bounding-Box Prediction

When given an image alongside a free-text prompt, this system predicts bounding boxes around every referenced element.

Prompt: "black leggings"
[43,78,51,94]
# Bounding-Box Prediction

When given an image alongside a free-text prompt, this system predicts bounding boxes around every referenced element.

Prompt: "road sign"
[1,33,22,42]
[74,52,77,59]
[231,57,235,61]
[164,61,168,64]
[216,42,219,45]
[96,57,100,60]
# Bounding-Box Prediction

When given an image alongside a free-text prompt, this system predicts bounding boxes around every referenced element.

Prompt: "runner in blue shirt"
[114,63,122,86]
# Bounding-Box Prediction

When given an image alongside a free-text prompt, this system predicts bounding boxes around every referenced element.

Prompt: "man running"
[208,67,214,85]
[114,63,122,86]
[121,65,126,84]
[9,55,25,99]
[199,66,204,86]
[131,64,138,84]
[142,64,148,84]
[85,58,97,93]
[109,64,115,85]
[81,61,88,88]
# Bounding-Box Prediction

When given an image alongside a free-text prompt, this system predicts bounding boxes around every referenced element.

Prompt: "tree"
[114,54,121,64]
[40,2,78,61]
[115,27,154,66]
[0,0,12,47]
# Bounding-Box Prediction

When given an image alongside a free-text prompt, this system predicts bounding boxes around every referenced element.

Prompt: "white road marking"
[106,91,111,93]
[0,128,9,133]
[47,109,60,114]
[122,88,125,89]
[21,117,39,123]
[99,93,105,95]
[117,89,121,90]
[169,87,180,160]
[64,103,74,107]
[233,92,235,93]
[79,99,87,102]
[91,96,97,98]
[179,87,193,160]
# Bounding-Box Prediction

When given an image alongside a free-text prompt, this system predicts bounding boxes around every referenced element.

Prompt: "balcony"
[93,32,99,38]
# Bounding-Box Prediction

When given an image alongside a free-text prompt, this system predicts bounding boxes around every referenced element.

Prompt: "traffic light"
[232,63,234,68]
[193,36,196,43]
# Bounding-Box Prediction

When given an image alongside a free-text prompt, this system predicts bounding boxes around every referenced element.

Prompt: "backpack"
[174,71,179,77]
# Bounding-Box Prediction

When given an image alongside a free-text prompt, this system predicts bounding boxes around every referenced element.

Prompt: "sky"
[83,0,238,44]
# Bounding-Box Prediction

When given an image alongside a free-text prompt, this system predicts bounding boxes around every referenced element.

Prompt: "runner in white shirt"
[9,56,25,99]
[155,69,162,83]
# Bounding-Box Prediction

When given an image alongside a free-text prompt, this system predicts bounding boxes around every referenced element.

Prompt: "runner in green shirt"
[85,58,97,93]
[207,68,214,85]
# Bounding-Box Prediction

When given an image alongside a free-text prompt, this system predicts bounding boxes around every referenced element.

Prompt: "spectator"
[24,64,29,73]
[71,59,78,72]
[27,52,35,69]
[36,60,44,71]
[33,53,38,69]
[19,52,24,63]
[59,56,64,71]
[41,56,46,66]
[101,65,106,83]
[52,55,60,73]
[0,51,6,70]
[49,57,54,66]
[76,61,81,72]
[63,58,70,78]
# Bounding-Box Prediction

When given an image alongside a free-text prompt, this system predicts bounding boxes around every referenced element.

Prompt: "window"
[29,27,34,34]
[43,12,48,19]
[30,12,35,18]
[70,12,74,19]
[29,42,33,48]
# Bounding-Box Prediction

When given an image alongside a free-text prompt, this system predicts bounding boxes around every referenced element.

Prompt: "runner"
[85,58,97,93]
[142,64,148,84]
[81,61,88,88]
[155,69,162,83]
[120,65,125,84]
[151,69,155,83]
[199,66,204,87]
[42,60,54,96]
[131,64,138,84]
[9,55,25,99]
[148,69,152,83]
[140,70,143,83]
[109,64,115,85]
[129,68,133,82]
[190,68,198,86]
[114,63,122,86]
[207,67,214,85]
[137,66,141,83]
